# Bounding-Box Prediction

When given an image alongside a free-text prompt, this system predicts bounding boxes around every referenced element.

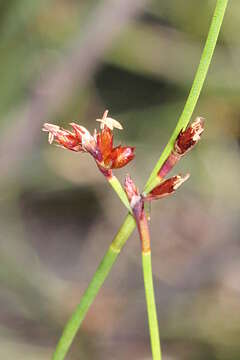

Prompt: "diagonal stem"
[144,0,229,193]
[52,215,136,360]
[52,246,119,360]
[51,1,229,359]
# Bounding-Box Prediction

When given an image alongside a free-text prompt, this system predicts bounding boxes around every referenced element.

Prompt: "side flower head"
[144,174,190,201]
[157,117,204,179]
[124,173,189,217]
[175,117,204,155]
[42,110,135,177]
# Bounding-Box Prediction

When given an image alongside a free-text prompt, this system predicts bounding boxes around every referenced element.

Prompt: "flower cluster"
[43,110,135,178]
[125,173,190,218]
[124,118,204,219]
[43,112,204,216]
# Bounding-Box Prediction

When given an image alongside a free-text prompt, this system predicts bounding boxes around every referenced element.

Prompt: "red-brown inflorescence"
[43,110,135,178]
[124,117,203,226]
[175,117,204,155]
[125,174,189,212]
[124,173,189,252]
[144,174,190,201]
[158,117,204,179]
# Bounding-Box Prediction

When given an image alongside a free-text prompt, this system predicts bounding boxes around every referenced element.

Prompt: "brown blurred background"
[0,1,239,359]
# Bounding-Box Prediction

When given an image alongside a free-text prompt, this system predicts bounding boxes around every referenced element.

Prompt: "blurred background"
[0,0,239,359]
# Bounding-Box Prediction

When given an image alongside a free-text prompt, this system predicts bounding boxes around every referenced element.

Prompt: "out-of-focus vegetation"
[0,1,239,359]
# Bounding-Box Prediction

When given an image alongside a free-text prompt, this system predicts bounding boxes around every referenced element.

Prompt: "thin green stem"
[136,208,161,359]
[142,252,162,360]
[51,215,135,360]
[108,175,132,213]
[144,0,228,193]
[52,246,118,360]
[51,1,228,359]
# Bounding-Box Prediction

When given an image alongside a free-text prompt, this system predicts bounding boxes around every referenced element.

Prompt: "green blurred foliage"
[0,1,239,359]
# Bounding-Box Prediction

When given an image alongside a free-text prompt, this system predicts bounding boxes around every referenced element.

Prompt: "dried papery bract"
[124,175,149,251]
[124,174,142,218]
[124,175,139,204]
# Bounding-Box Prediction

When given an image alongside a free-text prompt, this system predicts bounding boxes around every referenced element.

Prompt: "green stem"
[142,252,162,360]
[136,207,161,359]
[108,175,132,213]
[51,215,135,360]
[51,1,228,358]
[144,0,228,193]
[52,246,118,360]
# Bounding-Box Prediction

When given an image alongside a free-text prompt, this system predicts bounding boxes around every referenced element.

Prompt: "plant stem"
[51,215,135,360]
[136,208,161,360]
[51,1,229,358]
[52,247,118,360]
[142,252,161,360]
[144,0,229,193]
[108,175,132,212]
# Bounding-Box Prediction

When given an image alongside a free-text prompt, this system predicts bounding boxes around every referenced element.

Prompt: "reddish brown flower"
[42,123,85,152]
[157,117,204,179]
[97,126,113,162]
[107,146,135,169]
[144,174,190,201]
[42,110,135,177]
[175,117,204,155]
[124,174,189,231]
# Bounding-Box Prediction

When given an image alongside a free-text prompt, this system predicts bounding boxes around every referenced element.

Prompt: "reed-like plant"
[42,1,229,359]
